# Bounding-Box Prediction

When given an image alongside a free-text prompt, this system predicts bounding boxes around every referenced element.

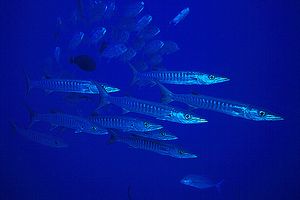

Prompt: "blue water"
[1,0,299,199]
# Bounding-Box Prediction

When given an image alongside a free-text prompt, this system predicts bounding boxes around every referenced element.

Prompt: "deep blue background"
[1,0,299,199]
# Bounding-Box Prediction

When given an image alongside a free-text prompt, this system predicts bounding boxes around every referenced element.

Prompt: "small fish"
[25,107,107,135]
[122,1,145,17]
[109,133,197,158]
[119,48,137,62]
[159,41,179,55]
[70,55,96,71]
[25,76,120,95]
[130,65,230,86]
[181,175,224,191]
[143,40,164,55]
[11,122,68,148]
[170,7,190,26]
[89,27,106,45]
[93,81,207,124]
[54,46,61,64]
[89,116,163,132]
[69,32,84,50]
[132,129,177,140]
[135,15,152,32]
[103,1,116,19]
[158,83,284,121]
[101,44,128,59]
[138,25,160,40]
[88,0,108,22]
[107,29,130,44]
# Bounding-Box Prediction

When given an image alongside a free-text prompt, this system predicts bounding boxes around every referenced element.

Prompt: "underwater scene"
[1,0,299,199]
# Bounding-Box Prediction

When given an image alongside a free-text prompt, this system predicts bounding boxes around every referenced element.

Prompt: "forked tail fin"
[157,82,174,104]
[92,81,110,109]
[128,63,139,85]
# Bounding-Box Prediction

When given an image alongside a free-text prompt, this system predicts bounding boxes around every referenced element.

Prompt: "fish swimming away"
[109,132,197,158]
[159,41,179,55]
[135,15,152,32]
[143,40,164,55]
[101,44,128,59]
[11,122,68,148]
[70,55,96,71]
[131,129,178,140]
[158,83,284,121]
[25,106,108,135]
[93,81,207,124]
[122,1,145,17]
[25,76,120,95]
[69,31,84,50]
[170,7,190,26]
[54,46,61,64]
[89,27,106,45]
[137,25,160,40]
[119,48,137,62]
[130,64,230,86]
[181,175,224,191]
[89,115,163,132]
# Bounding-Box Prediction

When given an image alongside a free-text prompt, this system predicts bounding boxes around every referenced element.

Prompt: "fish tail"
[92,81,110,109]
[216,179,224,193]
[128,62,139,85]
[157,82,174,104]
[23,103,37,128]
[23,69,31,96]
[108,130,118,144]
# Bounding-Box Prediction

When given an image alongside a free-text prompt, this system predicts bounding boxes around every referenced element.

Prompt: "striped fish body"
[172,94,247,118]
[30,79,119,94]
[107,96,175,121]
[13,124,67,148]
[33,113,107,134]
[137,71,205,85]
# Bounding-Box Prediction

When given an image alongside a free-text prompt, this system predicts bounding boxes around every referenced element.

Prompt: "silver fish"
[135,15,152,32]
[11,122,68,148]
[143,40,164,55]
[131,129,177,140]
[69,31,84,50]
[181,175,224,191]
[89,116,163,132]
[159,41,179,55]
[94,81,207,124]
[25,77,120,95]
[130,64,230,85]
[138,25,160,40]
[101,44,128,59]
[122,1,145,17]
[170,7,190,26]
[158,83,284,121]
[110,133,196,158]
[89,27,106,45]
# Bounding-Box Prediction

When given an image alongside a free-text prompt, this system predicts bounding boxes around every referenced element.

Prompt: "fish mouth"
[184,153,197,158]
[215,77,230,83]
[164,135,178,140]
[192,117,208,124]
[264,114,284,121]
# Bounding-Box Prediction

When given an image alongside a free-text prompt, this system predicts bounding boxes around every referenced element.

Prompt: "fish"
[93,81,207,124]
[70,55,96,71]
[169,7,190,26]
[54,46,61,64]
[122,1,145,17]
[147,54,163,66]
[89,116,163,132]
[130,64,230,85]
[69,31,84,50]
[119,48,137,62]
[25,76,120,95]
[138,25,160,40]
[89,27,106,45]
[88,0,108,23]
[159,41,179,55]
[25,107,108,135]
[143,40,164,55]
[107,29,130,44]
[11,122,68,148]
[157,83,284,121]
[135,15,152,32]
[180,175,224,191]
[109,133,197,158]
[103,0,116,19]
[131,129,178,140]
[101,44,128,59]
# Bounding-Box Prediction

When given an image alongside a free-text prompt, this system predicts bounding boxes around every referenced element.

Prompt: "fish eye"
[208,75,215,80]
[179,150,184,154]
[161,131,166,136]
[184,114,191,120]
[92,126,97,131]
[259,111,266,117]
[144,122,149,128]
